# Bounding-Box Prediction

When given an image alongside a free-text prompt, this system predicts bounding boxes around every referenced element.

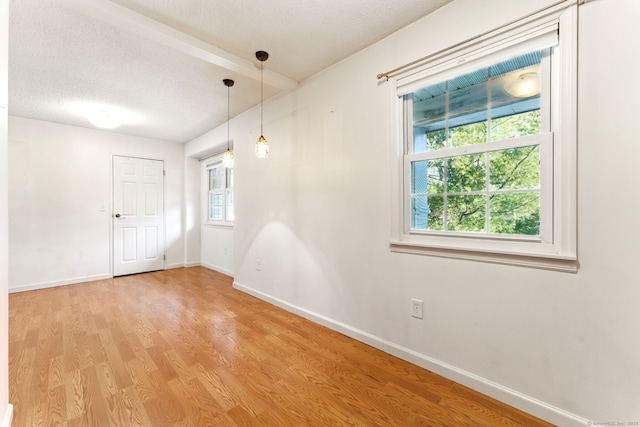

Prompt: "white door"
[113,156,165,276]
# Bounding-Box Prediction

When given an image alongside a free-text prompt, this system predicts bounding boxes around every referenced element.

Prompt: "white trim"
[553,4,579,258]
[389,1,572,86]
[205,221,234,228]
[204,223,233,230]
[201,262,233,277]
[396,25,558,96]
[8,274,112,294]
[165,262,187,270]
[407,133,550,162]
[389,241,577,272]
[184,261,201,268]
[394,4,563,94]
[391,4,578,270]
[1,405,13,427]
[233,281,589,427]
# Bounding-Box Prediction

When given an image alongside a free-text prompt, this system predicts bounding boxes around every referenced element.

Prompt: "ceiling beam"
[56,0,299,92]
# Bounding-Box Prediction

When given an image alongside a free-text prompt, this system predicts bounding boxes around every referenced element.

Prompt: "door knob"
[115,213,121,218]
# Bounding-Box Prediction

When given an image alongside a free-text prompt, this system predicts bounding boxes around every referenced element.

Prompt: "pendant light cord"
[260,61,264,135]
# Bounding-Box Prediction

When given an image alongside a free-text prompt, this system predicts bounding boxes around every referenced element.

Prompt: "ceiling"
[8,0,452,143]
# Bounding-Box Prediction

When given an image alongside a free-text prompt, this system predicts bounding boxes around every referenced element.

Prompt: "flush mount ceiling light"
[87,110,121,129]
[69,102,141,130]
[504,72,540,98]
[255,50,269,159]
[222,78,235,168]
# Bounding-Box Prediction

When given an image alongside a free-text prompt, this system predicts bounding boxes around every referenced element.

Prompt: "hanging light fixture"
[222,78,235,168]
[255,50,269,158]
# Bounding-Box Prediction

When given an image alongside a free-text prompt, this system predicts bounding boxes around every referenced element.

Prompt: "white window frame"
[390,3,577,272]
[205,159,234,227]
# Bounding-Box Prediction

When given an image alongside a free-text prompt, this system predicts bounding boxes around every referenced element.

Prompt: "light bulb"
[222,149,234,168]
[256,135,269,158]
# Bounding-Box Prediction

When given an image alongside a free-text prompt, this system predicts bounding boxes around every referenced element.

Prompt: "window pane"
[227,168,234,188]
[411,195,444,231]
[411,51,543,151]
[447,154,486,193]
[490,193,539,235]
[411,196,428,230]
[413,82,446,153]
[226,189,234,222]
[448,72,488,147]
[210,167,224,190]
[446,195,486,232]
[411,159,444,195]
[414,128,448,152]
[427,196,444,231]
[491,110,541,141]
[209,192,223,221]
[490,52,542,140]
[425,129,446,151]
[449,121,488,148]
[489,145,539,191]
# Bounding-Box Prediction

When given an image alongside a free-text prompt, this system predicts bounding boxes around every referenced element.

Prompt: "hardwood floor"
[9,267,554,426]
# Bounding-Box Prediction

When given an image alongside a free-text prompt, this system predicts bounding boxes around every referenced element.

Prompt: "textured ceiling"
[9,0,452,143]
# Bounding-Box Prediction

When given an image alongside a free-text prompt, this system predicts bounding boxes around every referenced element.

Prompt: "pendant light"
[222,78,235,168]
[255,50,269,158]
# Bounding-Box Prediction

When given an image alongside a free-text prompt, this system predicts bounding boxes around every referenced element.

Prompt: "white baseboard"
[165,262,187,270]
[1,404,13,427]
[8,274,112,293]
[166,262,202,269]
[200,262,233,277]
[7,263,211,293]
[233,281,589,427]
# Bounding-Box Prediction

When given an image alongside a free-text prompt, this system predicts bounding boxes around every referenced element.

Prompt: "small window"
[208,164,233,224]
[390,4,577,272]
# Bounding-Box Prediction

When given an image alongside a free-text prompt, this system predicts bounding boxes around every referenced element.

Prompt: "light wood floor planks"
[9,267,555,426]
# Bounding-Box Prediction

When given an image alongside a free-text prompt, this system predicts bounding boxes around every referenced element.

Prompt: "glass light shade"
[222,149,234,168]
[255,135,269,158]
[504,72,540,98]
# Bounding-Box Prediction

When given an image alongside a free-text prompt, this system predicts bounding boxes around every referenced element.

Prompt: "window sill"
[204,222,234,229]
[389,239,577,273]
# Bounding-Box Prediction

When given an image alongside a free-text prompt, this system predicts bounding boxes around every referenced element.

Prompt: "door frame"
[110,154,167,277]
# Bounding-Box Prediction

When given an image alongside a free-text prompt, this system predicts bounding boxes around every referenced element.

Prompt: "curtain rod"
[376,0,579,81]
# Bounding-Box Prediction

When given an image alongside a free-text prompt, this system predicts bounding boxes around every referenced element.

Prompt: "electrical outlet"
[256,259,261,271]
[411,298,423,319]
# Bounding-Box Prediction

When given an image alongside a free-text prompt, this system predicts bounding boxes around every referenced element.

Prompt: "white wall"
[185,127,235,276]
[0,0,12,424]
[8,117,186,291]
[187,0,640,425]
[184,156,201,267]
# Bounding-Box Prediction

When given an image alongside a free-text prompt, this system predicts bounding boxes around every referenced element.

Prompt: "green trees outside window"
[409,52,543,236]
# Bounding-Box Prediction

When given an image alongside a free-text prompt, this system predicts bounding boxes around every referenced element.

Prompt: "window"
[408,50,551,238]
[390,3,577,272]
[208,164,234,224]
